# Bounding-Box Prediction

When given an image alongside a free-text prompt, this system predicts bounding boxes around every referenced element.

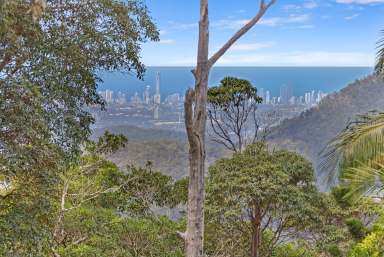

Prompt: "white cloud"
[303,1,319,9]
[167,21,196,30]
[215,51,373,66]
[296,24,315,29]
[212,14,310,30]
[212,19,249,30]
[260,14,310,27]
[344,13,360,20]
[283,4,302,11]
[231,42,275,51]
[336,0,384,4]
[283,1,318,11]
[162,51,373,67]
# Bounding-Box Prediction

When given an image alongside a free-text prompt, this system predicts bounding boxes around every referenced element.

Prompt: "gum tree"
[206,143,324,257]
[181,1,277,256]
[207,77,263,152]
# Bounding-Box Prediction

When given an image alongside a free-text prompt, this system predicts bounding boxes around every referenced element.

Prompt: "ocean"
[99,67,373,97]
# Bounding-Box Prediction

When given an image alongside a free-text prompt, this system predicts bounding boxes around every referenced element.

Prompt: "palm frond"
[375,30,384,77]
[320,112,384,185]
[342,162,384,201]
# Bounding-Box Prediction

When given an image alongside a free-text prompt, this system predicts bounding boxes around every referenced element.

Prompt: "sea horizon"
[100,66,373,98]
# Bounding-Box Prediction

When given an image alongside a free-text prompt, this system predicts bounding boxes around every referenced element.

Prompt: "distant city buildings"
[279,84,293,105]
[154,72,161,120]
[265,90,271,105]
[98,78,329,119]
[256,84,327,106]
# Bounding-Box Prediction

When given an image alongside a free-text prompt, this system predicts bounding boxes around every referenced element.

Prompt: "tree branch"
[207,0,276,69]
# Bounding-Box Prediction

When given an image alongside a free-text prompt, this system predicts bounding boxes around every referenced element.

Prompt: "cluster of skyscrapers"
[98,72,185,120]
[258,85,327,106]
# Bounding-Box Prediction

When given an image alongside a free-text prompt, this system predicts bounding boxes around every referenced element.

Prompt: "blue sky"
[140,0,384,66]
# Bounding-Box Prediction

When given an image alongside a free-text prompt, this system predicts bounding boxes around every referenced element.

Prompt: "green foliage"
[349,218,384,257]
[208,77,262,108]
[0,0,159,180]
[345,218,367,240]
[0,2,159,254]
[322,111,384,199]
[207,77,263,151]
[206,142,328,257]
[0,130,187,256]
[326,244,343,257]
[272,241,318,257]
[91,130,128,155]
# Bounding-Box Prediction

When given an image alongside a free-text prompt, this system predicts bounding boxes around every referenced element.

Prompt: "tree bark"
[184,1,209,256]
[251,218,261,257]
[251,203,262,257]
[183,1,277,256]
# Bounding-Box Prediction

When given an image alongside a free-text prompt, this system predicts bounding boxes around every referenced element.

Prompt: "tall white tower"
[144,85,151,105]
[154,72,161,120]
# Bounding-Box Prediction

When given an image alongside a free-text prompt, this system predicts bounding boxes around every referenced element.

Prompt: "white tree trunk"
[183,1,276,256]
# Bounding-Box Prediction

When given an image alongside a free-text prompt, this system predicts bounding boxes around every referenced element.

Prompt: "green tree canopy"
[207,77,263,152]
[206,142,327,257]
[0,0,159,183]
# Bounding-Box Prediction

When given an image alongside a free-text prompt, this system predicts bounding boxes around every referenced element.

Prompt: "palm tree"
[322,32,384,199]
[376,30,384,77]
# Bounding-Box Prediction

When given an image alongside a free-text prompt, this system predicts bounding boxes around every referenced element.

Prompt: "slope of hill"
[92,125,227,179]
[268,75,384,189]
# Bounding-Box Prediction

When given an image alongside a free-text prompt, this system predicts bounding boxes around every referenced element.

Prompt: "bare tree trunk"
[184,1,209,256]
[182,1,277,256]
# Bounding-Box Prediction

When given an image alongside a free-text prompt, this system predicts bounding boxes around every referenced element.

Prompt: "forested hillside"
[268,75,384,188]
[92,126,228,179]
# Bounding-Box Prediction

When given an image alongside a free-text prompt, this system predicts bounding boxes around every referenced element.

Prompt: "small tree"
[207,77,263,152]
[206,143,324,257]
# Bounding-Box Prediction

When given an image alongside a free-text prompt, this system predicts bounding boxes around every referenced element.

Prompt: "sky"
[140,0,384,67]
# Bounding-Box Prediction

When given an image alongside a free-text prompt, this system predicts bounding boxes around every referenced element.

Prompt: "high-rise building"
[311,90,315,104]
[280,84,293,105]
[265,90,271,105]
[116,91,127,105]
[165,93,180,106]
[144,85,151,105]
[154,72,161,120]
[105,89,114,104]
[304,92,311,105]
[130,92,142,105]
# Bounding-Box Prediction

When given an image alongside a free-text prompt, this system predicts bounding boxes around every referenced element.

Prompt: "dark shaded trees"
[207,77,263,152]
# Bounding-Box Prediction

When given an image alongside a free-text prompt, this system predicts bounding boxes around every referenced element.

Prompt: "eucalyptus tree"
[181,1,276,256]
[206,143,325,257]
[0,0,159,187]
[207,77,263,152]
[0,1,158,255]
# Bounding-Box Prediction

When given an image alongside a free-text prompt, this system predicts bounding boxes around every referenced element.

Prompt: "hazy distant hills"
[92,125,227,179]
[268,75,384,189]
